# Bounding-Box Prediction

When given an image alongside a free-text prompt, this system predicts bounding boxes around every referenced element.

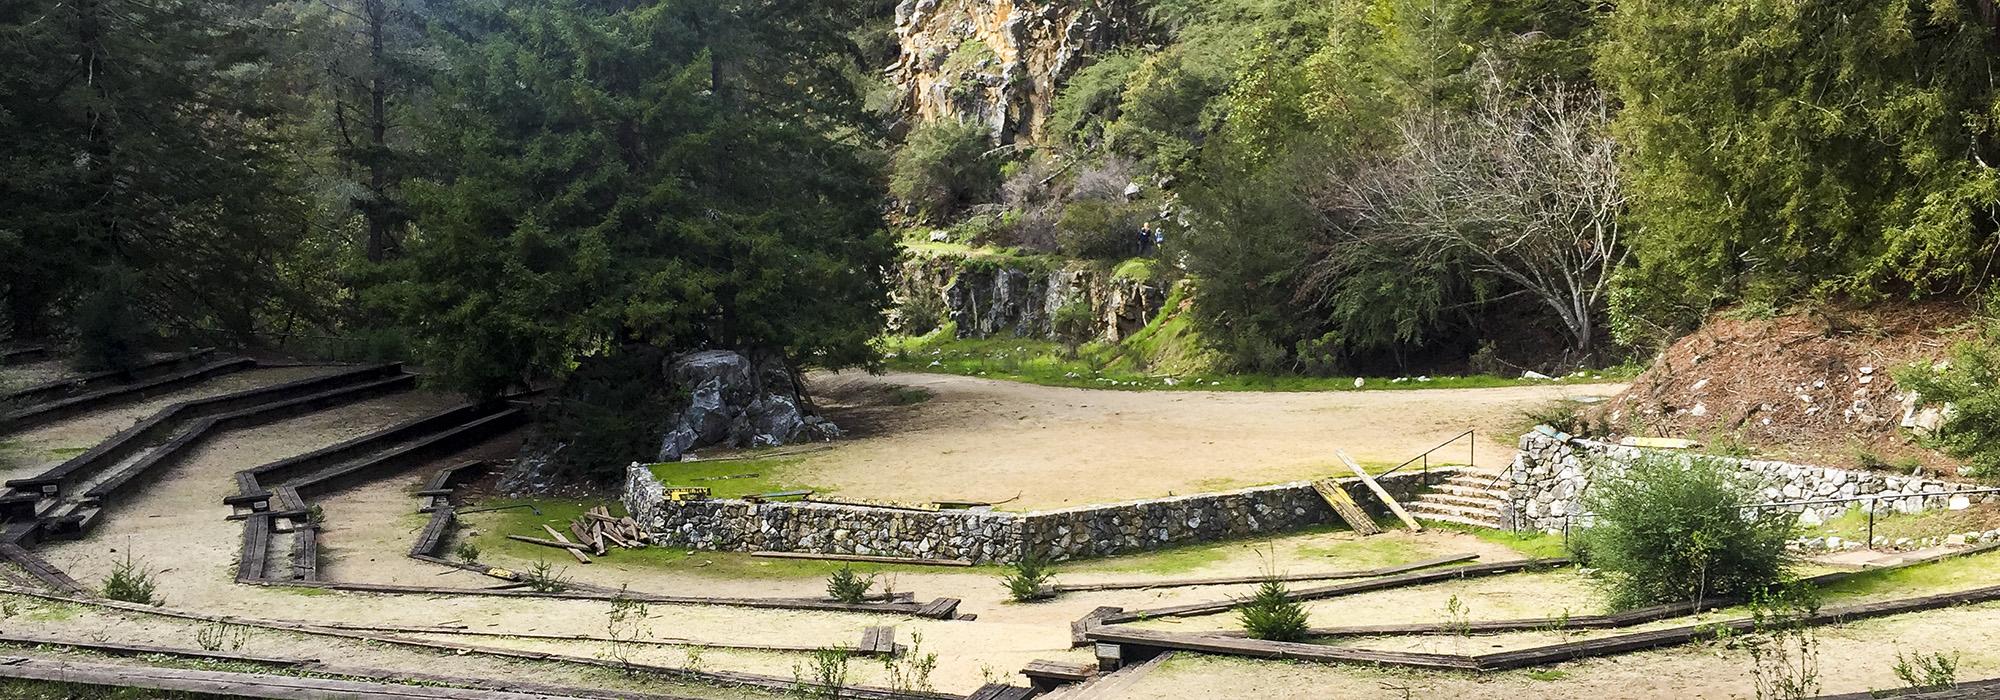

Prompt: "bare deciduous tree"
[1313,68,1625,365]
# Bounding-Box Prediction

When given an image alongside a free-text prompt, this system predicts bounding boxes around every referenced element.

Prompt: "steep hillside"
[888,0,1141,143]
[1596,302,1977,474]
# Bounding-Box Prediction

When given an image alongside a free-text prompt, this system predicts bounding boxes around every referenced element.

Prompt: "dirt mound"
[1596,301,1976,474]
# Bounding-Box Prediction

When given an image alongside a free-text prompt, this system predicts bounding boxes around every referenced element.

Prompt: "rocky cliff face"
[895,256,1164,342]
[889,0,1139,144]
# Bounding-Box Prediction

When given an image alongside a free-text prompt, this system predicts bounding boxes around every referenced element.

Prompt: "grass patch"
[47,446,88,458]
[1111,257,1158,282]
[1814,549,2000,600]
[1427,522,1573,560]
[1809,503,2000,544]
[643,456,821,500]
[880,332,1632,393]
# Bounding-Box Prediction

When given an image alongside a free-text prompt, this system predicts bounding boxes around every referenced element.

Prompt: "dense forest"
[2,0,1996,480]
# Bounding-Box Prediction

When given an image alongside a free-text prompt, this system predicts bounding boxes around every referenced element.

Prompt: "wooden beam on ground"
[1311,478,1382,535]
[1339,450,1421,532]
[542,524,592,564]
[0,654,621,700]
[0,631,315,668]
[1050,553,1477,593]
[750,551,974,567]
[0,585,953,700]
[507,534,592,554]
[299,621,900,657]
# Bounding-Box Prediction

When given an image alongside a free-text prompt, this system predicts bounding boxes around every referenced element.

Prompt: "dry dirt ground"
[786,371,1624,510]
[6,367,1997,699]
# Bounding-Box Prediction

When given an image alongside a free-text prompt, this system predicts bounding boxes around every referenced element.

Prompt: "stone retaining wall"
[624,466,1438,564]
[1508,432,1994,533]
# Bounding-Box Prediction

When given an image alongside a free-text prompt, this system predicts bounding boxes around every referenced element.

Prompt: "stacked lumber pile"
[505,506,652,564]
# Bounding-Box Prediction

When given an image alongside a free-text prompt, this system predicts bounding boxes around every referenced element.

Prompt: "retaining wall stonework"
[1508,433,1996,533]
[624,466,1437,564]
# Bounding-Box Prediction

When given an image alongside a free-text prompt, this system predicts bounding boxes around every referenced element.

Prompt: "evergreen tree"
[1602,0,2000,344]
[0,0,302,341]
[376,0,897,397]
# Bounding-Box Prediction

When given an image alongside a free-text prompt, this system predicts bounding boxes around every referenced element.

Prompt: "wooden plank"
[291,525,318,581]
[236,515,273,583]
[0,586,951,700]
[0,631,314,667]
[543,524,592,564]
[0,654,610,700]
[1088,625,1482,671]
[411,507,455,558]
[913,597,962,620]
[0,543,88,595]
[302,621,898,657]
[1051,553,1478,593]
[1339,450,1420,532]
[1070,606,1124,648]
[966,684,1037,700]
[750,550,974,567]
[506,535,591,554]
[1311,478,1382,535]
[1021,659,1096,682]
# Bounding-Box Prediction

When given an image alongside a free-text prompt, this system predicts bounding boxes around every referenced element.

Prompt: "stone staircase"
[1408,472,1507,529]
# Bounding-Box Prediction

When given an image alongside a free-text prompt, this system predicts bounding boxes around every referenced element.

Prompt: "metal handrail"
[1376,429,1476,484]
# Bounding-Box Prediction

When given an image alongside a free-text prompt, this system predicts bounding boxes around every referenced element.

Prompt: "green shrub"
[1055,199,1147,259]
[454,540,481,563]
[1236,578,1309,641]
[74,266,150,373]
[102,554,160,605]
[1052,299,1096,358]
[1891,650,1960,693]
[1577,454,1796,610]
[1895,297,2000,478]
[825,565,874,604]
[1001,554,1055,602]
[890,120,999,224]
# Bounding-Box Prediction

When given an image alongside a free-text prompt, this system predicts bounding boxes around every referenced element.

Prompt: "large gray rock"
[656,350,838,462]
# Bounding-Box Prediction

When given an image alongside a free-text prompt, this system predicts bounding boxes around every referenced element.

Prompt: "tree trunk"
[361,0,393,262]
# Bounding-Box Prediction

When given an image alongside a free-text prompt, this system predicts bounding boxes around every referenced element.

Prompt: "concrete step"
[1416,493,1504,509]
[1407,501,1501,519]
[1410,510,1504,529]
[1443,473,1505,489]
[1433,483,1508,500]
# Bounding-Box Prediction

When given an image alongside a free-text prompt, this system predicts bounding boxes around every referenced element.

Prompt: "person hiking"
[1137,224,1153,255]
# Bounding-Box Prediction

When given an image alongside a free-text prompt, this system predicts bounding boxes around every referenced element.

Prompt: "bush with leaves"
[1237,578,1309,641]
[1055,199,1148,260]
[825,565,875,604]
[1001,554,1055,602]
[1576,454,1796,610]
[890,120,999,224]
[1052,300,1097,359]
[1895,296,2000,478]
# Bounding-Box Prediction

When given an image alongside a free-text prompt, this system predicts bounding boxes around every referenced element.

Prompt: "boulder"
[656,349,839,462]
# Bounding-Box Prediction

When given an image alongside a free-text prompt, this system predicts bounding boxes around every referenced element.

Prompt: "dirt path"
[0,366,341,483]
[783,372,1622,510]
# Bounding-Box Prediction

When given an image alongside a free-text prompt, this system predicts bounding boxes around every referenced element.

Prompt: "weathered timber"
[0,356,254,434]
[411,506,455,558]
[0,630,314,667]
[0,542,87,594]
[230,578,958,618]
[507,534,591,553]
[1070,606,1125,648]
[2,348,215,406]
[0,586,960,700]
[1339,450,1420,532]
[300,621,901,657]
[237,514,274,583]
[542,524,592,564]
[966,684,1037,700]
[1050,553,1477,593]
[0,654,617,700]
[1311,477,1383,535]
[1089,625,1483,670]
[751,550,974,567]
[291,525,319,581]
[1100,557,1570,623]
